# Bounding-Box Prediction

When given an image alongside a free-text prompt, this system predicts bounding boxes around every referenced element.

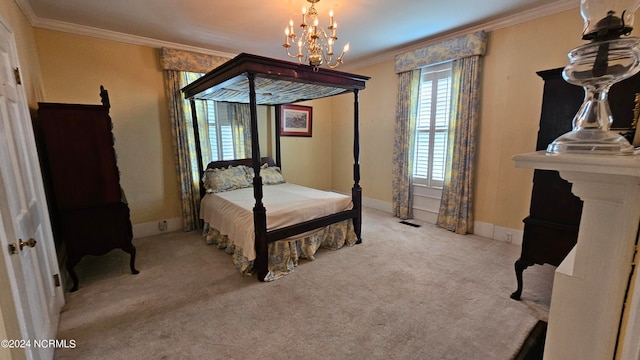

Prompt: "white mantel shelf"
[513,150,640,176]
[513,151,640,360]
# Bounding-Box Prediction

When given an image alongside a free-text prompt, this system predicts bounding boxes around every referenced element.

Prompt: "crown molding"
[14,0,236,58]
[37,17,236,57]
[16,0,576,69]
[344,0,578,71]
[14,0,38,24]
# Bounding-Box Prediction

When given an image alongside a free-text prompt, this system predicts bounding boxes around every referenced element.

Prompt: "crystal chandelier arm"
[281,0,348,69]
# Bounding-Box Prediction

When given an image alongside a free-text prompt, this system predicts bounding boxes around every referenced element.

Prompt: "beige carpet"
[53,207,553,360]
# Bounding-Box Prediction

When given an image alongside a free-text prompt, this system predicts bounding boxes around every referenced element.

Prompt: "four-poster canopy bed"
[181,53,369,281]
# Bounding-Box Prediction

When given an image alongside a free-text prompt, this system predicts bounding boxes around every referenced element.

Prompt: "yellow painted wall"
[478,9,638,230]
[33,30,181,225]
[476,9,585,230]
[332,60,394,201]
[278,98,333,190]
[335,8,604,231]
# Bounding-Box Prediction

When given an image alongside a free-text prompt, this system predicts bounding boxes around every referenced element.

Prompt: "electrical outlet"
[505,232,513,243]
[158,220,168,232]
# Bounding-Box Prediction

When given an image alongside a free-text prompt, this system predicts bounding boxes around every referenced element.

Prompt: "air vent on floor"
[399,221,421,228]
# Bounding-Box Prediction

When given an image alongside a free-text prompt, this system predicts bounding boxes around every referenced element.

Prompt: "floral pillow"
[244,163,267,181]
[244,165,286,185]
[261,166,286,185]
[202,165,252,193]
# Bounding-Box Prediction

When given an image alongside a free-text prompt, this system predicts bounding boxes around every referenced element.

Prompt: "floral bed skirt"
[202,219,357,281]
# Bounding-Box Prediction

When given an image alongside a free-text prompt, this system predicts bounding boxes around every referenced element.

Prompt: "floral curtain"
[160,48,230,73]
[392,70,421,219]
[161,48,230,231]
[393,31,487,234]
[436,56,481,234]
[394,32,487,73]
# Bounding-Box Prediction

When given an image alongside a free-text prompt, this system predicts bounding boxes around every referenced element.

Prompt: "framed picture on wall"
[280,104,312,137]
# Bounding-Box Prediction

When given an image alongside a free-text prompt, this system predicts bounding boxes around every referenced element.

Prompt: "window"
[413,62,453,188]
[182,72,239,162]
[207,102,237,161]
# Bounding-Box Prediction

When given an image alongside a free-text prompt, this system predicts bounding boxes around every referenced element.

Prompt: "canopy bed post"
[352,89,362,243]
[275,105,282,167]
[189,98,205,197]
[247,73,269,281]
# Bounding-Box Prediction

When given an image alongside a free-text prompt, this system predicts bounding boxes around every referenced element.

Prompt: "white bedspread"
[199,183,353,261]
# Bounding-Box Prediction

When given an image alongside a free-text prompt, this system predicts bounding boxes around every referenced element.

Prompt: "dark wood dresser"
[510,68,639,300]
[33,87,138,292]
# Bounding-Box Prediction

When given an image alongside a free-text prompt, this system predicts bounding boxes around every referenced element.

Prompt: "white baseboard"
[473,221,495,239]
[362,196,392,213]
[139,199,522,245]
[360,196,523,245]
[132,217,183,239]
[329,192,393,213]
[413,207,438,224]
[474,221,523,245]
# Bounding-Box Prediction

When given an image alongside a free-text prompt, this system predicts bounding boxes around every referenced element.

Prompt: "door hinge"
[53,274,61,287]
[13,67,21,85]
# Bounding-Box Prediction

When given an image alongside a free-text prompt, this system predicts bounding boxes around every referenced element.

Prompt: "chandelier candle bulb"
[282,0,349,69]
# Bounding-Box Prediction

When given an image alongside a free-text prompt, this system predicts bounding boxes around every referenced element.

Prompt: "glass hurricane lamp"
[547,0,640,154]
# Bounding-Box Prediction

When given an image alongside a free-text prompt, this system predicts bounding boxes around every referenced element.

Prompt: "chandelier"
[282,0,350,69]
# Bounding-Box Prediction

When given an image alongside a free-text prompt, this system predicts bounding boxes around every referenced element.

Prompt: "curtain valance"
[160,47,230,73]
[394,31,487,73]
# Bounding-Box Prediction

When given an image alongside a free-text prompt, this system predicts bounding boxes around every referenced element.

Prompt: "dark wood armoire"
[33,87,138,292]
[510,68,640,300]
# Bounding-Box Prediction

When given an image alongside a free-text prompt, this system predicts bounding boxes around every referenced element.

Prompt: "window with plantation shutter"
[182,72,239,162]
[413,62,453,188]
[209,102,236,161]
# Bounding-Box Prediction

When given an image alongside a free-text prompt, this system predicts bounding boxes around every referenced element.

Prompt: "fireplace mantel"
[513,151,640,360]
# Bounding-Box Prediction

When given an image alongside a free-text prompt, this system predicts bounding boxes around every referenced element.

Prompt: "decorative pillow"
[243,165,286,185]
[243,163,271,181]
[261,166,286,185]
[202,165,252,193]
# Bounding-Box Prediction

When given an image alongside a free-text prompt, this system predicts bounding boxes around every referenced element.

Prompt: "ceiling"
[19,0,578,67]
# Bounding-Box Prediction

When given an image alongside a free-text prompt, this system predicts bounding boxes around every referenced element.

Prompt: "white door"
[0,16,64,360]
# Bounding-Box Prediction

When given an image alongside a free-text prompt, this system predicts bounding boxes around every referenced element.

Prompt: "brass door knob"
[19,238,37,251]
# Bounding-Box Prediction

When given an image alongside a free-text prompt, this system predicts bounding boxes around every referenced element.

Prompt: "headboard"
[205,157,277,171]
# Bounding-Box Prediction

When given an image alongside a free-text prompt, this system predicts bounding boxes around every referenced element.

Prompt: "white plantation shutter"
[183,72,239,162]
[220,125,234,159]
[413,62,452,187]
[206,101,238,161]
[206,101,220,161]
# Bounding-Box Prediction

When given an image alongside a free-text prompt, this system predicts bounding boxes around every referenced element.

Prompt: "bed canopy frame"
[182,53,369,281]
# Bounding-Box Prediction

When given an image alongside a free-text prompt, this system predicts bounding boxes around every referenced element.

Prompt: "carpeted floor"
[53,207,553,360]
